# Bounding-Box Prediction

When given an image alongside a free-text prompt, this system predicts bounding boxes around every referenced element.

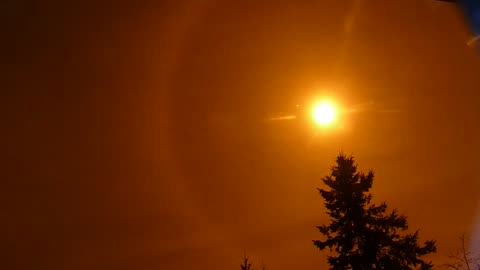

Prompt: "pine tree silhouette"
[313,153,436,270]
[241,250,254,270]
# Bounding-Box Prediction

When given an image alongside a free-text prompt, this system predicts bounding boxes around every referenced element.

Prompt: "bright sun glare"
[312,102,336,126]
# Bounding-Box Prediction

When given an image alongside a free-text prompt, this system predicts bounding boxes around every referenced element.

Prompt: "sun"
[312,102,336,126]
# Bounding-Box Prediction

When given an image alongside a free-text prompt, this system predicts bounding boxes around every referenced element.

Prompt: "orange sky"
[5,0,480,269]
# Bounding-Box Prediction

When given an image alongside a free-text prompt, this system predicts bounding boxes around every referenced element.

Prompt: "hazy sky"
[5,0,480,269]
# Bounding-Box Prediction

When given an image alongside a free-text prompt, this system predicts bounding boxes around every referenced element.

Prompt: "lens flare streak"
[265,115,297,121]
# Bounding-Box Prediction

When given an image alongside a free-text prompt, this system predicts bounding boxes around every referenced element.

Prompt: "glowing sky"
[4,1,480,269]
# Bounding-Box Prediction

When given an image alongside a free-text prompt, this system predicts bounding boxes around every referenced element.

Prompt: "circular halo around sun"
[312,102,336,127]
